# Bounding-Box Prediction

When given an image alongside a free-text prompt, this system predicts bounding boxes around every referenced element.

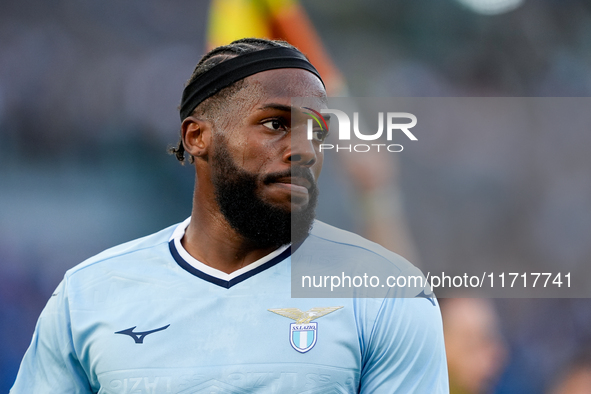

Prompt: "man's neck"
[181,210,282,275]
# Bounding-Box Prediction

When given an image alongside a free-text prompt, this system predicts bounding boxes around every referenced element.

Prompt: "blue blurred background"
[2,0,591,392]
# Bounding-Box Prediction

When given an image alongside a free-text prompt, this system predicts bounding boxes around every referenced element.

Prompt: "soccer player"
[11,38,448,393]
[207,0,420,262]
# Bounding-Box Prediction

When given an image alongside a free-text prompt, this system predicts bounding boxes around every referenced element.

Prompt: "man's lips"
[276,176,312,189]
[272,177,312,195]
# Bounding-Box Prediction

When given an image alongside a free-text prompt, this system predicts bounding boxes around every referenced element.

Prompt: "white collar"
[169,217,290,282]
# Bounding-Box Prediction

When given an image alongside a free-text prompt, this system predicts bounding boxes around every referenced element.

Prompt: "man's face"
[209,68,327,247]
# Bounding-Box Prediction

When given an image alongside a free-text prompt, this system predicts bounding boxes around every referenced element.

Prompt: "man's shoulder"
[64,222,179,279]
[307,220,419,275]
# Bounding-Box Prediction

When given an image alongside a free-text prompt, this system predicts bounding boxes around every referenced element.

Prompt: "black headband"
[179,47,324,120]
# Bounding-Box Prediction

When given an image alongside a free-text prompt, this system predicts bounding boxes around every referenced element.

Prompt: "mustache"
[263,167,317,190]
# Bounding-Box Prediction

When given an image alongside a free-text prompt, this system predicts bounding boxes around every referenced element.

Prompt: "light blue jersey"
[11,219,448,393]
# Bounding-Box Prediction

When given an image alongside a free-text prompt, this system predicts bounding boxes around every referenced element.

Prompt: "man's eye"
[313,130,328,142]
[262,119,286,130]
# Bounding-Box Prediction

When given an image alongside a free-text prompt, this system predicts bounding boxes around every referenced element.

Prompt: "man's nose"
[284,131,317,167]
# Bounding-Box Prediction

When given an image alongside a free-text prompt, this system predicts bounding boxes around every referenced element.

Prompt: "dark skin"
[180,68,327,274]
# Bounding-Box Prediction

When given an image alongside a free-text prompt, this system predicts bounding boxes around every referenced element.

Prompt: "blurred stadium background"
[2,0,591,392]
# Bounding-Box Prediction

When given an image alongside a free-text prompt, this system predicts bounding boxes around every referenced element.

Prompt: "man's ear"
[181,116,212,158]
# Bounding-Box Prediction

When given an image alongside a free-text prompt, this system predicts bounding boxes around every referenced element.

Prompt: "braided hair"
[170,38,299,163]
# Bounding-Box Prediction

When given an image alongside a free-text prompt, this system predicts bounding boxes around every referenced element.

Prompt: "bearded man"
[11,38,448,393]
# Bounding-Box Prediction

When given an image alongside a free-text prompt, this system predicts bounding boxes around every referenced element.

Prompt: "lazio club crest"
[268,307,343,353]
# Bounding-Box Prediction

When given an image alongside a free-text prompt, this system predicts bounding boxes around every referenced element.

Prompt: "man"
[441,298,507,394]
[11,38,448,393]
[207,0,420,261]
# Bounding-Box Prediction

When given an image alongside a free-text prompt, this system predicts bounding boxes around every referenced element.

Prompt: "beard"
[210,136,319,249]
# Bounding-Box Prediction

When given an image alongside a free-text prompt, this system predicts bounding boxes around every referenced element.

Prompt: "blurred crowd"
[1,0,591,392]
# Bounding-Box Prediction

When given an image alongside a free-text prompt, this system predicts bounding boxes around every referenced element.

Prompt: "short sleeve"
[359,296,449,393]
[10,278,92,393]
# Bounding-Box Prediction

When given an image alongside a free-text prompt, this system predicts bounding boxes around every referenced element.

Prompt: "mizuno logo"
[416,290,436,306]
[115,324,170,344]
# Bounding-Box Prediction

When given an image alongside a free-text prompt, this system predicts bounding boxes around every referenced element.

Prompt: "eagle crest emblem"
[268,307,343,353]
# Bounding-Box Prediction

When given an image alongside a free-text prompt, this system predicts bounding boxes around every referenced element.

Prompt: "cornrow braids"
[170,38,299,164]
